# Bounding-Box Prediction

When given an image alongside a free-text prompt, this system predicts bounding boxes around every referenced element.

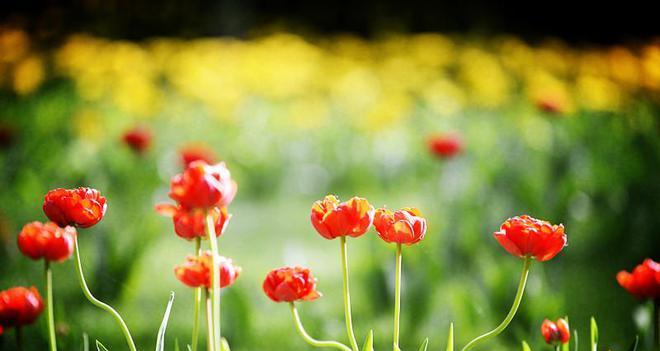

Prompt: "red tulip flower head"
[311,195,374,240]
[180,144,217,168]
[43,187,107,228]
[174,251,241,289]
[169,161,237,209]
[373,207,427,245]
[427,133,463,159]
[541,318,570,345]
[493,215,567,261]
[122,126,152,153]
[17,221,77,262]
[263,267,321,303]
[156,204,230,240]
[616,258,660,300]
[0,287,44,334]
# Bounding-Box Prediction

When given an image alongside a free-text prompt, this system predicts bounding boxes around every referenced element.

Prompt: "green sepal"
[522,340,532,351]
[418,337,429,351]
[96,340,109,351]
[362,330,374,351]
[590,317,598,351]
[446,323,454,351]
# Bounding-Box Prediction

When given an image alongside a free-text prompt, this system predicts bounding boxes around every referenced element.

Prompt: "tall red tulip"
[169,161,237,209]
[493,215,567,261]
[541,318,570,345]
[427,133,463,159]
[0,287,44,334]
[310,195,374,240]
[17,221,76,262]
[263,267,321,303]
[373,207,427,245]
[156,204,230,240]
[42,187,107,228]
[122,126,152,153]
[617,259,660,300]
[174,251,241,289]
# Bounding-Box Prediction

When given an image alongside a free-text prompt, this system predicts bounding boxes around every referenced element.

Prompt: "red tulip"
[122,126,152,153]
[373,207,427,245]
[43,187,107,228]
[17,221,76,262]
[174,251,241,289]
[536,96,565,114]
[541,318,570,345]
[493,215,566,262]
[427,133,463,159]
[180,144,217,168]
[310,195,374,240]
[263,266,321,303]
[616,258,660,300]
[156,204,230,240]
[169,161,237,209]
[0,287,44,334]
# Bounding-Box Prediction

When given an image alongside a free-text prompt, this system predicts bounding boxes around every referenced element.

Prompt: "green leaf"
[573,330,579,351]
[155,292,176,351]
[446,323,454,351]
[590,317,598,351]
[394,346,402,351]
[626,336,639,351]
[522,340,532,351]
[362,330,374,351]
[220,338,231,351]
[418,337,429,351]
[96,340,109,351]
[83,333,89,351]
[174,338,180,351]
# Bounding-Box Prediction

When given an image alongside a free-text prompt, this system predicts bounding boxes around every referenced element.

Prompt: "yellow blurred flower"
[12,54,45,95]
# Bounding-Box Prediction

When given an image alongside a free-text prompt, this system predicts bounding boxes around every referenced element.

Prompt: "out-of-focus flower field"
[1,26,659,350]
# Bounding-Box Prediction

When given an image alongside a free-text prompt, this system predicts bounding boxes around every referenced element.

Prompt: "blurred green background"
[1,22,660,351]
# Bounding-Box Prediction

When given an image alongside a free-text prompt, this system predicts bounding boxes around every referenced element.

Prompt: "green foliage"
[446,323,454,351]
[155,292,175,351]
[418,337,429,351]
[521,341,532,351]
[362,330,374,351]
[590,318,598,351]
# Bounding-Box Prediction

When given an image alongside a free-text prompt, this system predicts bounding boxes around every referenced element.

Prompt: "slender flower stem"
[205,211,221,351]
[340,236,360,351]
[44,260,57,351]
[654,298,659,351]
[15,327,23,351]
[461,257,533,351]
[393,244,403,351]
[205,289,215,351]
[192,237,202,351]
[290,303,353,351]
[73,236,137,351]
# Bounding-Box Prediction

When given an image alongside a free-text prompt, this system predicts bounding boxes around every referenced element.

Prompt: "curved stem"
[192,238,202,351]
[393,244,402,351]
[45,260,57,351]
[206,211,221,351]
[205,289,214,351]
[461,257,532,351]
[73,236,137,351]
[339,237,360,351]
[290,303,353,351]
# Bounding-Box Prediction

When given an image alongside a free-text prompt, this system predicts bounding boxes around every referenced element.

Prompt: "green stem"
[45,260,57,351]
[73,236,137,351]
[205,289,214,351]
[461,257,532,351]
[192,237,202,351]
[15,327,23,351]
[340,237,360,351]
[206,211,221,351]
[654,298,659,351]
[393,244,402,351]
[290,303,353,351]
